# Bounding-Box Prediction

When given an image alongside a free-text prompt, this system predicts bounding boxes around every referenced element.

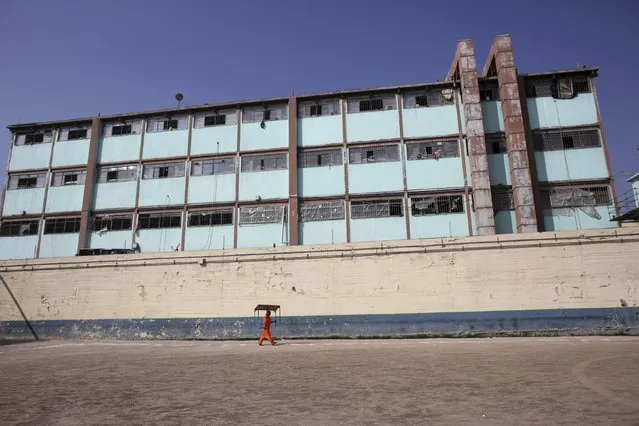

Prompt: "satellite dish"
[175,93,184,102]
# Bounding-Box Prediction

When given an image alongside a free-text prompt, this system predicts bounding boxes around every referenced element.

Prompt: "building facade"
[0,35,618,260]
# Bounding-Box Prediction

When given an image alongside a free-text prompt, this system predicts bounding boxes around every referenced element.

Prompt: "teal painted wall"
[52,140,90,167]
[481,101,504,133]
[238,170,288,201]
[136,228,183,253]
[88,230,133,250]
[142,130,188,159]
[39,233,79,258]
[3,188,45,216]
[8,144,52,171]
[240,121,288,151]
[45,186,84,213]
[237,223,288,248]
[527,93,597,129]
[299,220,347,245]
[535,148,608,182]
[92,181,137,210]
[0,236,38,260]
[543,206,616,231]
[298,166,345,197]
[409,212,469,239]
[495,210,517,234]
[406,157,464,190]
[191,126,238,156]
[402,105,458,139]
[298,116,343,147]
[346,110,400,142]
[488,154,511,186]
[188,174,236,204]
[348,162,403,194]
[350,217,406,243]
[97,135,141,164]
[138,178,186,207]
[184,225,233,251]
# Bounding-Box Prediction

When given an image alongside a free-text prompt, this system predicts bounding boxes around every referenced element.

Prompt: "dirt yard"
[1,337,638,425]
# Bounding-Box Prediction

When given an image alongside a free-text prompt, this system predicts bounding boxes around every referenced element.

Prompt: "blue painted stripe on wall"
[2,308,637,340]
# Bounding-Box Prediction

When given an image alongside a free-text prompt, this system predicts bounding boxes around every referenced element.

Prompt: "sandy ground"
[0,337,638,425]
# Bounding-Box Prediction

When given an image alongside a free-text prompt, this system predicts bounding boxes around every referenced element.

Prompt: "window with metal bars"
[97,166,138,183]
[8,173,47,190]
[298,149,342,168]
[193,110,237,128]
[349,144,399,164]
[298,99,341,118]
[403,88,455,109]
[51,170,86,187]
[188,209,233,227]
[540,186,611,209]
[525,75,591,98]
[44,217,81,234]
[406,140,459,160]
[479,83,500,101]
[532,128,600,151]
[241,154,287,172]
[351,199,403,219]
[572,75,591,94]
[191,158,235,176]
[0,220,39,236]
[492,190,514,211]
[411,195,464,216]
[15,130,52,146]
[137,213,182,229]
[92,215,133,231]
[347,94,397,113]
[299,200,345,222]
[242,105,288,123]
[58,126,91,141]
[485,133,507,154]
[142,162,185,179]
[239,205,287,224]
[146,116,188,133]
[104,120,142,137]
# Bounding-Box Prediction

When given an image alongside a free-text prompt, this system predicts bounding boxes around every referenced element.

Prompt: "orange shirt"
[263,315,271,330]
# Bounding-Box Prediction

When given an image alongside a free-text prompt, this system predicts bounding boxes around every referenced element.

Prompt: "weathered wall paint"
[0,236,38,260]
[240,121,288,151]
[8,144,52,171]
[97,135,142,164]
[188,174,236,204]
[52,140,90,167]
[488,154,511,186]
[138,177,186,207]
[136,228,183,253]
[632,179,639,208]
[142,131,188,159]
[191,126,238,156]
[38,233,79,258]
[346,110,400,142]
[481,101,505,134]
[184,225,233,251]
[298,115,343,147]
[402,105,458,139]
[45,185,84,213]
[2,188,45,216]
[348,162,404,194]
[87,230,132,250]
[298,166,345,197]
[349,217,407,243]
[535,148,609,182]
[526,94,598,129]
[405,157,464,190]
[409,212,469,239]
[92,181,137,210]
[495,210,517,234]
[298,220,347,245]
[238,170,288,201]
[237,223,288,248]
[543,206,616,231]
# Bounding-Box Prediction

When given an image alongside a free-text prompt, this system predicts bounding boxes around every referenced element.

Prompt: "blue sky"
[0,0,637,195]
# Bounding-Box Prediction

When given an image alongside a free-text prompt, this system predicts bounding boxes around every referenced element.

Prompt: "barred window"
[532,128,600,151]
[104,120,143,137]
[485,133,507,154]
[411,195,464,216]
[572,75,590,94]
[403,88,455,108]
[299,200,345,222]
[492,189,514,211]
[347,94,397,113]
[0,220,39,236]
[242,105,288,123]
[58,126,91,142]
[51,170,86,187]
[525,75,591,98]
[194,110,237,128]
[298,149,342,168]
[8,173,47,190]
[188,209,233,227]
[351,199,403,219]
[479,83,500,101]
[15,130,53,146]
[97,165,138,183]
[142,162,185,179]
[146,116,189,133]
[298,99,341,118]
[349,144,399,164]
[406,140,459,160]
[239,205,287,224]
[44,217,81,234]
[540,186,611,208]
[241,154,287,172]
[137,213,182,229]
[92,215,133,231]
[191,158,235,176]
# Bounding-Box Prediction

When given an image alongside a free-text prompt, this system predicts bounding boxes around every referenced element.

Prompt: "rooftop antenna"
[175,93,184,108]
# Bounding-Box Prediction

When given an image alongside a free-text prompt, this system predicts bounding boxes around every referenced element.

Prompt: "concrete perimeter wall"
[1,229,638,340]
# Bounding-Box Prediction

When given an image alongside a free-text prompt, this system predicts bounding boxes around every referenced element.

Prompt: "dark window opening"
[17,177,37,189]
[366,150,374,162]
[138,214,182,229]
[263,110,271,121]
[111,124,132,136]
[310,105,322,117]
[158,167,169,178]
[415,95,429,107]
[163,119,178,130]
[25,133,45,144]
[0,220,39,237]
[67,129,88,140]
[204,115,226,126]
[106,171,118,182]
[44,218,81,234]
[492,142,501,154]
[480,89,495,101]
[63,174,78,185]
[93,216,132,231]
[359,99,384,112]
[260,159,265,170]
[562,135,574,149]
[389,200,403,216]
[188,211,233,227]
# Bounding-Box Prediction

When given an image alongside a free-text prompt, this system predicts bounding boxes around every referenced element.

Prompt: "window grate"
[15,130,52,146]
[242,105,288,123]
[104,120,142,137]
[142,162,185,179]
[44,217,81,234]
[532,128,600,151]
[58,126,91,142]
[540,186,611,208]
[492,190,514,211]
[194,110,237,128]
[299,200,345,222]
[0,220,39,236]
[525,75,591,98]
[485,133,507,154]
[403,88,455,109]
[92,215,133,231]
[411,195,464,216]
[191,158,235,176]
[8,173,47,190]
[351,199,403,219]
[572,75,590,94]
[298,149,343,168]
[51,170,87,187]
[137,213,182,229]
[298,99,341,118]
[349,144,399,164]
[241,154,287,172]
[347,94,397,113]
[146,116,188,133]
[406,140,459,160]
[239,205,287,224]
[479,83,500,101]
[97,166,138,183]
[188,209,233,227]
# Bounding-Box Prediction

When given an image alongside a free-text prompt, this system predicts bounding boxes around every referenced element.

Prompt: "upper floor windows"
[491,189,514,212]
[411,195,464,216]
[532,128,600,151]
[351,199,403,219]
[191,158,235,176]
[298,99,341,118]
[525,75,591,99]
[540,186,611,208]
[188,209,233,227]
[51,170,86,187]
[349,144,399,164]
[104,120,143,137]
[194,110,237,128]
[479,82,500,101]
[92,215,133,232]
[239,204,287,225]
[298,149,343,168]
[142,161,185,179]
[0,219,39,237]
[44,217,81,234]
[241,153,287,172]
[15,130,53,146]
[485,133,507,154]
[347,94,396,113]
[406,140,459,160]
[97,165,138,183]
[403,88,454,109]
[242,105,288,123]
[299,200,345,222]
[137,212,182,229]
[8,173,47,190]
[58,126,91,142]
[146,116,188,133]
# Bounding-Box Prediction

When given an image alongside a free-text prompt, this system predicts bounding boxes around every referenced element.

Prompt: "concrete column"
[288,96,299,246]
[77,117,101,252]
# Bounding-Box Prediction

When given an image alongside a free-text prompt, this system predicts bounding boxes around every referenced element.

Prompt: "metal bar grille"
[492,190,514,211]
[0,220,39,236]
[572,75,590,94]
[349,144,399,164]
[299,200,345,222]
[44,217,81,234]
[137,213,182,229]
[298,149,342,168]
[15,130,53,146]
[188,209,233,227]
[92,215,133,231]
[298,99,341,118]
[540,186,611,208]
[191,158,235,176]
[51,170,87,187]
[351,199,403,219]
[142,162,185,179]
[97,166,138,183]
[241,154,287,172]
[525,75,591,98]
[406,140,459,160]
[403,88,455,109]
[347,94,397,113]
[239,205,287,224]
[242,105,288,123]
[8,173,47,190]
[532,128,600,151]
[485,133,507,154]
[411,195,464,216]
[194,110,238,128]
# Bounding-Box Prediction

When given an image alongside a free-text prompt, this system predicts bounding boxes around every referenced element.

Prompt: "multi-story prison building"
[0,35,618,259]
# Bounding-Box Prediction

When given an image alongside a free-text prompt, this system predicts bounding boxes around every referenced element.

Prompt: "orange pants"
[258,329,276,345]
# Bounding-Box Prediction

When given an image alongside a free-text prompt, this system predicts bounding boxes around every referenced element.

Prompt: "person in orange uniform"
[258,310,277,346]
